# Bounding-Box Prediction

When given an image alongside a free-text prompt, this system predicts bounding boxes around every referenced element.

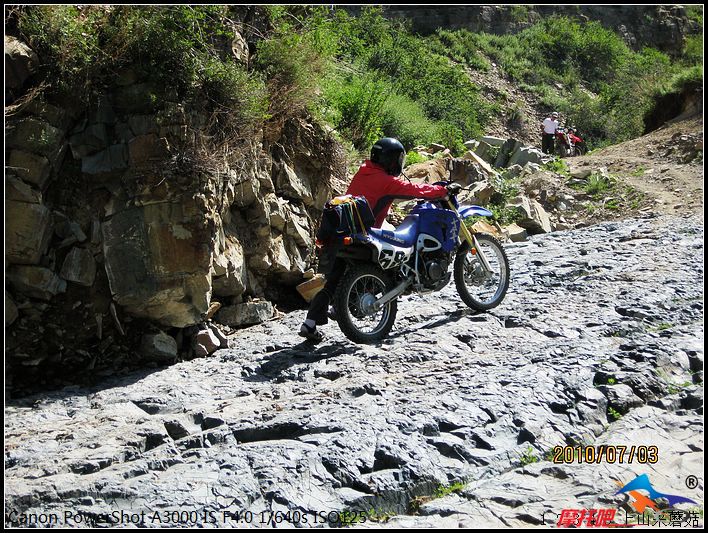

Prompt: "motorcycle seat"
[369,215,419,247]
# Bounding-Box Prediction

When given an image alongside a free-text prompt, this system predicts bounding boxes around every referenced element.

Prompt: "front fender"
[459,205,493,218]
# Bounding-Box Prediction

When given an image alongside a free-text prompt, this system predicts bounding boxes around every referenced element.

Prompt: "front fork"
[447,200,493,273]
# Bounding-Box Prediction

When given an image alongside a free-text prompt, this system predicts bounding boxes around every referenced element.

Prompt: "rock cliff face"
[347,5,700,55]
[5,36,347,391]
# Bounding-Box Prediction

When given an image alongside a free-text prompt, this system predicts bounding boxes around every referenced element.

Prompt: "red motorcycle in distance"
[555,126,588,157]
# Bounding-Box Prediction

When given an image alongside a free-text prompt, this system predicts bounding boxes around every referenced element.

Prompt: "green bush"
[318,72,388,150]
[380,93,439,149]
[427,29,491,71]
[404,151,429,166]
[16,5,268,131]
[682,35,703,66]
[255,31,328,122]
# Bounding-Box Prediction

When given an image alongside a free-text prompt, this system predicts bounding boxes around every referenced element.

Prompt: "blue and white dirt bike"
[332,175,510,343]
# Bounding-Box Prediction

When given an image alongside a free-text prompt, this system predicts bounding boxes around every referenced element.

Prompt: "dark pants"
[542,133,555,154]
[306,257,345,326]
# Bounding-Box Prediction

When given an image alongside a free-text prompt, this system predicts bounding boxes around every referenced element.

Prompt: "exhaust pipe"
[373,279,412,311]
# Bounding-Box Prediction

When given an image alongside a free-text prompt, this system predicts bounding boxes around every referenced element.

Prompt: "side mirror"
[446,158,454,172]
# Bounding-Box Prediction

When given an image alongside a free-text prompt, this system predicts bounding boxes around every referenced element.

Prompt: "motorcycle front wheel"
[335,263,398,343]
[454,233,510,311]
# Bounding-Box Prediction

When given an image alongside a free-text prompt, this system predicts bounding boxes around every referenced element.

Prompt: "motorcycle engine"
[421,251,452,291]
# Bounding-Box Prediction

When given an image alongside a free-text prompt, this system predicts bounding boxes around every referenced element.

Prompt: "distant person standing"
[541,111,559,154]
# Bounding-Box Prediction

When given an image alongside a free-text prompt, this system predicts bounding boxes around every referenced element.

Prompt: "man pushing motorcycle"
[299,138,461,342]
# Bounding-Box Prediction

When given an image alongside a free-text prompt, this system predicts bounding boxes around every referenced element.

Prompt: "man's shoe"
[298,323,325,343]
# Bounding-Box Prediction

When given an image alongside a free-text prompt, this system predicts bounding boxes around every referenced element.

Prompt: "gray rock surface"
[5,35,38,95]
[215,301,274,327]
[60,247,97,287]
[5,215,703,528]
[7,265,67,301]
[5,201,53,264]
[6,290,19,326]
[140,333,178,362]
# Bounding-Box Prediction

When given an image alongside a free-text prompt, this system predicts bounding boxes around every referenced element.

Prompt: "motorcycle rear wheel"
[574,143,588,156]
[335,263,397,343]
[454,233,510,311]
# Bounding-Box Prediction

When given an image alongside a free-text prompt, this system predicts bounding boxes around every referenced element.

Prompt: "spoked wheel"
[574,143,588,156]
[335,263,397,343]
[454,233,510,311]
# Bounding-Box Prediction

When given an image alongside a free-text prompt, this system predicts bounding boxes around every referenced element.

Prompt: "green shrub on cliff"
[15,5,268,131]
[13,5,702,155]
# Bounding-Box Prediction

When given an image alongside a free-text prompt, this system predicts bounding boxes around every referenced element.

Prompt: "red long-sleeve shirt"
[345,161,447,228]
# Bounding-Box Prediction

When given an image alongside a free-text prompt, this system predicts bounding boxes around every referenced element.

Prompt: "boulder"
[69,123,110,158]
[5,118,65,159]
[269,234,292,274]
[474,140,494,162]
[403,159,447,183]
[286,214,312,248]
[521,162,543,176]
[212,237,247,298]
[506,195,552,234]
[90,97,116,124]
[6,175,42,204]
[231,175,260,208]
[6,291,19,326]
[6,200,53,264]
[209,323,230,348]
[503,164,524,180]
[464,139,479,150]
[268,197,287,231]
[60,247,97,287]
[570,168,592,180]
[495,138,522,168]
[507,146,548,167]
[462,150,496,177]
[428,143,446,153]
[284,237,307,278]
[231,29,249,63]
[54,215,87,242]
[275,162,312,204]
[470,220,503,240]
[469,181,497,205]
[7,266,67,301]
[215,301,273,328]
[480,136,506,147]
[7,150,52,189]
[194,328,221,357]
[140,332,178,362]
[505,223,528,242]
[81,144,128,175]
[5,36,38,95]
[596,384,644,415]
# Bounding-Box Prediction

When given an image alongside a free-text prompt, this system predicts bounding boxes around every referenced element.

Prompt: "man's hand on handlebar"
[446,183,463,196]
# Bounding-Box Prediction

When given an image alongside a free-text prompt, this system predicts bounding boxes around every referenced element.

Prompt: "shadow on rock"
[243,340,362,382]
[6,365,168,405]
[387,307,479,339]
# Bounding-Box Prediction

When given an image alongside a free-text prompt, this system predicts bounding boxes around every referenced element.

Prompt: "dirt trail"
[566,116,703,216]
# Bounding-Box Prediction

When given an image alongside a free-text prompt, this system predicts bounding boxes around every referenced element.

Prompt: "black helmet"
[371,137,405,176]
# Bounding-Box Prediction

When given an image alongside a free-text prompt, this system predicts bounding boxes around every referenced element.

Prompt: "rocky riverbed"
[5,214,703,528]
